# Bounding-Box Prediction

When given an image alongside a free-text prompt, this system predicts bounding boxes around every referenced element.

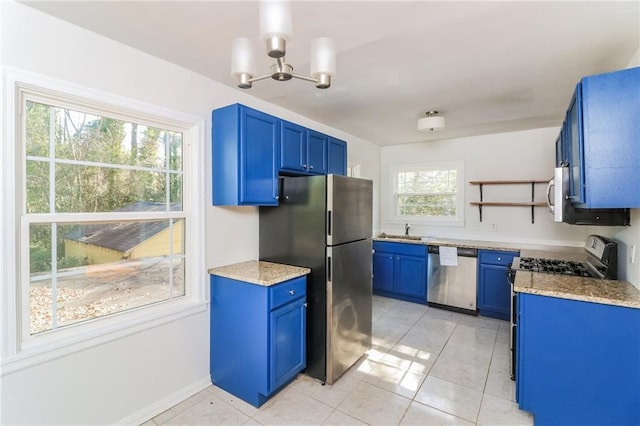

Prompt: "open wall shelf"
[469,180,549,223]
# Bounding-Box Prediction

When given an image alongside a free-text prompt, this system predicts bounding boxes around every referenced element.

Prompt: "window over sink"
[390,161,464,226]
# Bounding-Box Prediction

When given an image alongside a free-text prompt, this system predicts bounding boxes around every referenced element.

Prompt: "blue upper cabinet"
[279,123,328,175]
[213,104,348,205]
[328,137,347,175]
[280,120,307,174]
[566,67,640,208]
[212,104,280,206]
[306,130,328,174]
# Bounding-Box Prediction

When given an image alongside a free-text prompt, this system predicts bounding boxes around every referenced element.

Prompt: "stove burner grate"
[517,257,593,277]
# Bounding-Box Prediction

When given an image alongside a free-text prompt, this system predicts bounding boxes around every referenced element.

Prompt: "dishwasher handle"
[427,245,477,257]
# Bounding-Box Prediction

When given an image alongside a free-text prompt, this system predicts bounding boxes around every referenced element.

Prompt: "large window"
[390,161,464,226]
[20,89,189,336]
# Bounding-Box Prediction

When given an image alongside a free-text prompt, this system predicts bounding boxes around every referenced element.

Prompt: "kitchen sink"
[376,233,423,241]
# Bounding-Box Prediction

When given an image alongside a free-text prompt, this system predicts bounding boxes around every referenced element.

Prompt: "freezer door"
[326,238,372,385]
[326,175,373,246]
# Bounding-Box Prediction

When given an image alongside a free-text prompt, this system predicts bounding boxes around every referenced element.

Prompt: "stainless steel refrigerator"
[259,174,373,385]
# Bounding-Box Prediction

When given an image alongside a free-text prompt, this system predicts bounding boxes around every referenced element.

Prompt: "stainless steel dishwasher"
[427,245,478,314]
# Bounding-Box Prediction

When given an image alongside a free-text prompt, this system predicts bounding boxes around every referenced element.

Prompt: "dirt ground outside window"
[29,258,185,334]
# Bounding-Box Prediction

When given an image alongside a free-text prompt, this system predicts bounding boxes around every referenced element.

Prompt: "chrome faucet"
[405,223,411,236]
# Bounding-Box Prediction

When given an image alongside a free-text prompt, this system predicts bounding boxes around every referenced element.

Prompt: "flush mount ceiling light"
[230,0,336,89]
[417,111,446,132]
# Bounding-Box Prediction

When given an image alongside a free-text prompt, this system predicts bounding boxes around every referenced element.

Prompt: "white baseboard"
[114,376,212,425]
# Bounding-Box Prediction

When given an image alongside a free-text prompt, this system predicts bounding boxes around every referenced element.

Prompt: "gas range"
[510,235,618,280]
[514,257,593,277]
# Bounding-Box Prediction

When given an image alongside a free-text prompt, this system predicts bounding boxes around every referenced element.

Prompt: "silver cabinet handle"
[303,164,307,169]
[289,290,295,295]
[498,257,502,261]
[309,165,314,170]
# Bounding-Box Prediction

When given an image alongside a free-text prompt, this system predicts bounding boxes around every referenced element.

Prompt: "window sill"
[388,218,465,228]
[0,299,207,376]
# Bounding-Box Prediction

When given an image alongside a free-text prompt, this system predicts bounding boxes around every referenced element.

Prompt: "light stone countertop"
[372,235,584,254]
[373,234,640,309]
[208,261,310,286]
[514,272,640,309]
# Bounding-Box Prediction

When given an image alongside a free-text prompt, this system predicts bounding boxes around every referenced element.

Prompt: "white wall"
[585,48,640,288]
[381,128,588,246]
[0,2,381,424]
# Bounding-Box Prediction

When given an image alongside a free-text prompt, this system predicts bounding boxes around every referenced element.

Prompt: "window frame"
[388,161,465,227]
[1,68,206,373]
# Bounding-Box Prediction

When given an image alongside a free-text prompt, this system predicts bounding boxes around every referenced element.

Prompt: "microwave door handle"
[546,177,555,213]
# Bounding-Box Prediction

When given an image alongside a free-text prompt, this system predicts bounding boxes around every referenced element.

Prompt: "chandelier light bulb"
[310,37,336,89]
[260,0,292,58]
[230,38,256,88]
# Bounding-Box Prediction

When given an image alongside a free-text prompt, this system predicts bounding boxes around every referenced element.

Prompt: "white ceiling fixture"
[418,111,446,132]
[230,0,336,90]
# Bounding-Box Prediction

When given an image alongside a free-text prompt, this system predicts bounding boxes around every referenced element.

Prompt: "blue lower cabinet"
[477,250,518,320]
[517,293,640,425]
[210,275,306,407]
[372,241,427,304]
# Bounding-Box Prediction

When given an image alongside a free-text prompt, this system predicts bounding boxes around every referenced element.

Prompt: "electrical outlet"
[630,244,637,264]
[489,223,497,232]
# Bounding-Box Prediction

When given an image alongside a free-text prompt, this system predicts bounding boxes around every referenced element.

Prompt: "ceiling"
[21,1,639,146]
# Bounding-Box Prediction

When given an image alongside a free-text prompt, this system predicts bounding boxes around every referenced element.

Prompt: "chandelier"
[230,0,336,89]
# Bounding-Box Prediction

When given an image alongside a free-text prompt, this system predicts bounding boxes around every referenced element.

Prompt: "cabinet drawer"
[269,276,306,309]
[478,250,519,266]
[373,241,426,257]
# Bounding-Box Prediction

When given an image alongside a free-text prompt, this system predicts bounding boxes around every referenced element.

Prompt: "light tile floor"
[144,296,534,425]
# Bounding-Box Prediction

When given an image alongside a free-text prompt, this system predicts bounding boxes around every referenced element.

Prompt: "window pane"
[397,194,457,217]
[26,160,50,214]
[26,101,53,157]
[29,220,185,335]
[53,163,182,213]
[30,223,53,275]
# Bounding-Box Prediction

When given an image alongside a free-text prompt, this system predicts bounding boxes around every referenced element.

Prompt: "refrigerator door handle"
[327,255,332,281]
[327,210,332,236]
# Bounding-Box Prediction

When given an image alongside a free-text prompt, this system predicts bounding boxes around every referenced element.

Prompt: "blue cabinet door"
[328,137,347,175]
[212,104,279,206]
[478,264,510,320]
[241,108,280,204]
[270,298,306,392]
[373,241,428,304]
[580,67,640,208]
[280,120,306,173]
[373,251,394,293]
[306,129,328,175]
[477,250,517,321]
[395,255,427,299]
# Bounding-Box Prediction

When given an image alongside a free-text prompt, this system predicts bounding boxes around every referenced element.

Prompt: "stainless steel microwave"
[546,166,630,226]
